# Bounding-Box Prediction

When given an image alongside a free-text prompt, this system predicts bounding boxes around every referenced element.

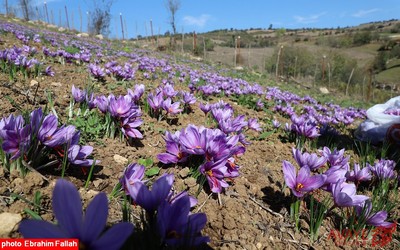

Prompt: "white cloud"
[294,12,326,24]
[183,14,211,28]
[352,9,380,18]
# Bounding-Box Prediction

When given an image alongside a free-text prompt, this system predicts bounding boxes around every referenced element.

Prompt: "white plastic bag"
[355,96,400,144]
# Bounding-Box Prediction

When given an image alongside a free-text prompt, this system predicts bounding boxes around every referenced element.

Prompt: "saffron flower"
[345,163,372,184]
[44,66,55,76]
[67,145,99,167]
[272,119,281,129]
[199,159,229,193]
[282,161,326,197]
[162,98,182,115]
[369,159,397,180]
[127,174,174,214]
[331,179,369,207]
[157,195,209,247]
[290,115,320,139]
[199,102,211,115]
[179,125,206,155]
[71,85,86,103]
[147,91,164,114]
[356,200,394,228]
[320,147,349,169]
[108,95,133,118]
[157,139,188,164]
[19,179,134,250]
[120,163,145,194]
[247,118,262,132]
[292,148,327,171]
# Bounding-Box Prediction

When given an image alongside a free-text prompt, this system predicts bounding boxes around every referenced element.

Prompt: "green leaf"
[24,208,42,220]
[258,130,274,140]
[138,158,154,168]
[145,167,160,177]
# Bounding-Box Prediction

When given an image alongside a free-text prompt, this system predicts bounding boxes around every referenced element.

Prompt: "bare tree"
[165,0,180,47]
[19,0,33,21]
[87,0,114,36]
[5,0,8,16]
[166,0,180,35]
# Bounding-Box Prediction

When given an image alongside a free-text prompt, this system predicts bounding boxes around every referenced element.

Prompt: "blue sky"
[8,0,400,39]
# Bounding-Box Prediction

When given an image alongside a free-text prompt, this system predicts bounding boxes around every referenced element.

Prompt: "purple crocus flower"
[29,108,44,135]
[199,159,229,193]
[120,163,145,194]
[284,122,291,132]
[331,179,369,207]
[67,145,99,167]
[321,167,347,192]
[44,66,55,76]
[225,157,240,178]
[162,98,182,115]
[94,95,109,113]
[88,63,106,81]
[157,130,188,164]
[282,161,326,197]
[19,179,134,250]
[127,174,174,214]
[369,159,397,180]
[108,95,133,118]
[37,115,75,148]
[320,147,349,169]
[86,93,96,110]
[71,85,86,103]
[290,115,320,139]
[199,102,211,115]
[38,114,58,143]
[121,112,143,139]
[1,124,31,160]
[147,91,164,114]
[256,99,264,110]
[292,148,327,171]
[345,163,372,184]
[157,140,188,164]
[247,118,262,132]
[41,122,76,148]
[157,195,209,247]
[179,125,206,155]
[127,84,145,103]
[356,200,394,228]
[162,83,178,98]
[181,91,197,106]
[272,119,281,129]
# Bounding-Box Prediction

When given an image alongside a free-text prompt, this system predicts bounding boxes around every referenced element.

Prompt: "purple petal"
[157,153,179,164]
[90,222,134,250]
[81,193,108,243]
[282,161,296,189]
[52,179,83,238]
[19,220,66,238]
[297,166,311,184]
[302,174,326,192]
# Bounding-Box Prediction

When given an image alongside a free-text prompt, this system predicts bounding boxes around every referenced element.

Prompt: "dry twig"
[195,192,213,213]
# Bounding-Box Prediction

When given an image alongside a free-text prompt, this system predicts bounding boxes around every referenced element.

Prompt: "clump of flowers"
[120,166,209,248]
[0,108,98,176]
[147,83,183,120]
[157,124,245,193]
[282,146,396,244]
[70,85,144,141]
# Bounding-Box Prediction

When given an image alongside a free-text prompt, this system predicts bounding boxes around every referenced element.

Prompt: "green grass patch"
[376,67,400,84]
